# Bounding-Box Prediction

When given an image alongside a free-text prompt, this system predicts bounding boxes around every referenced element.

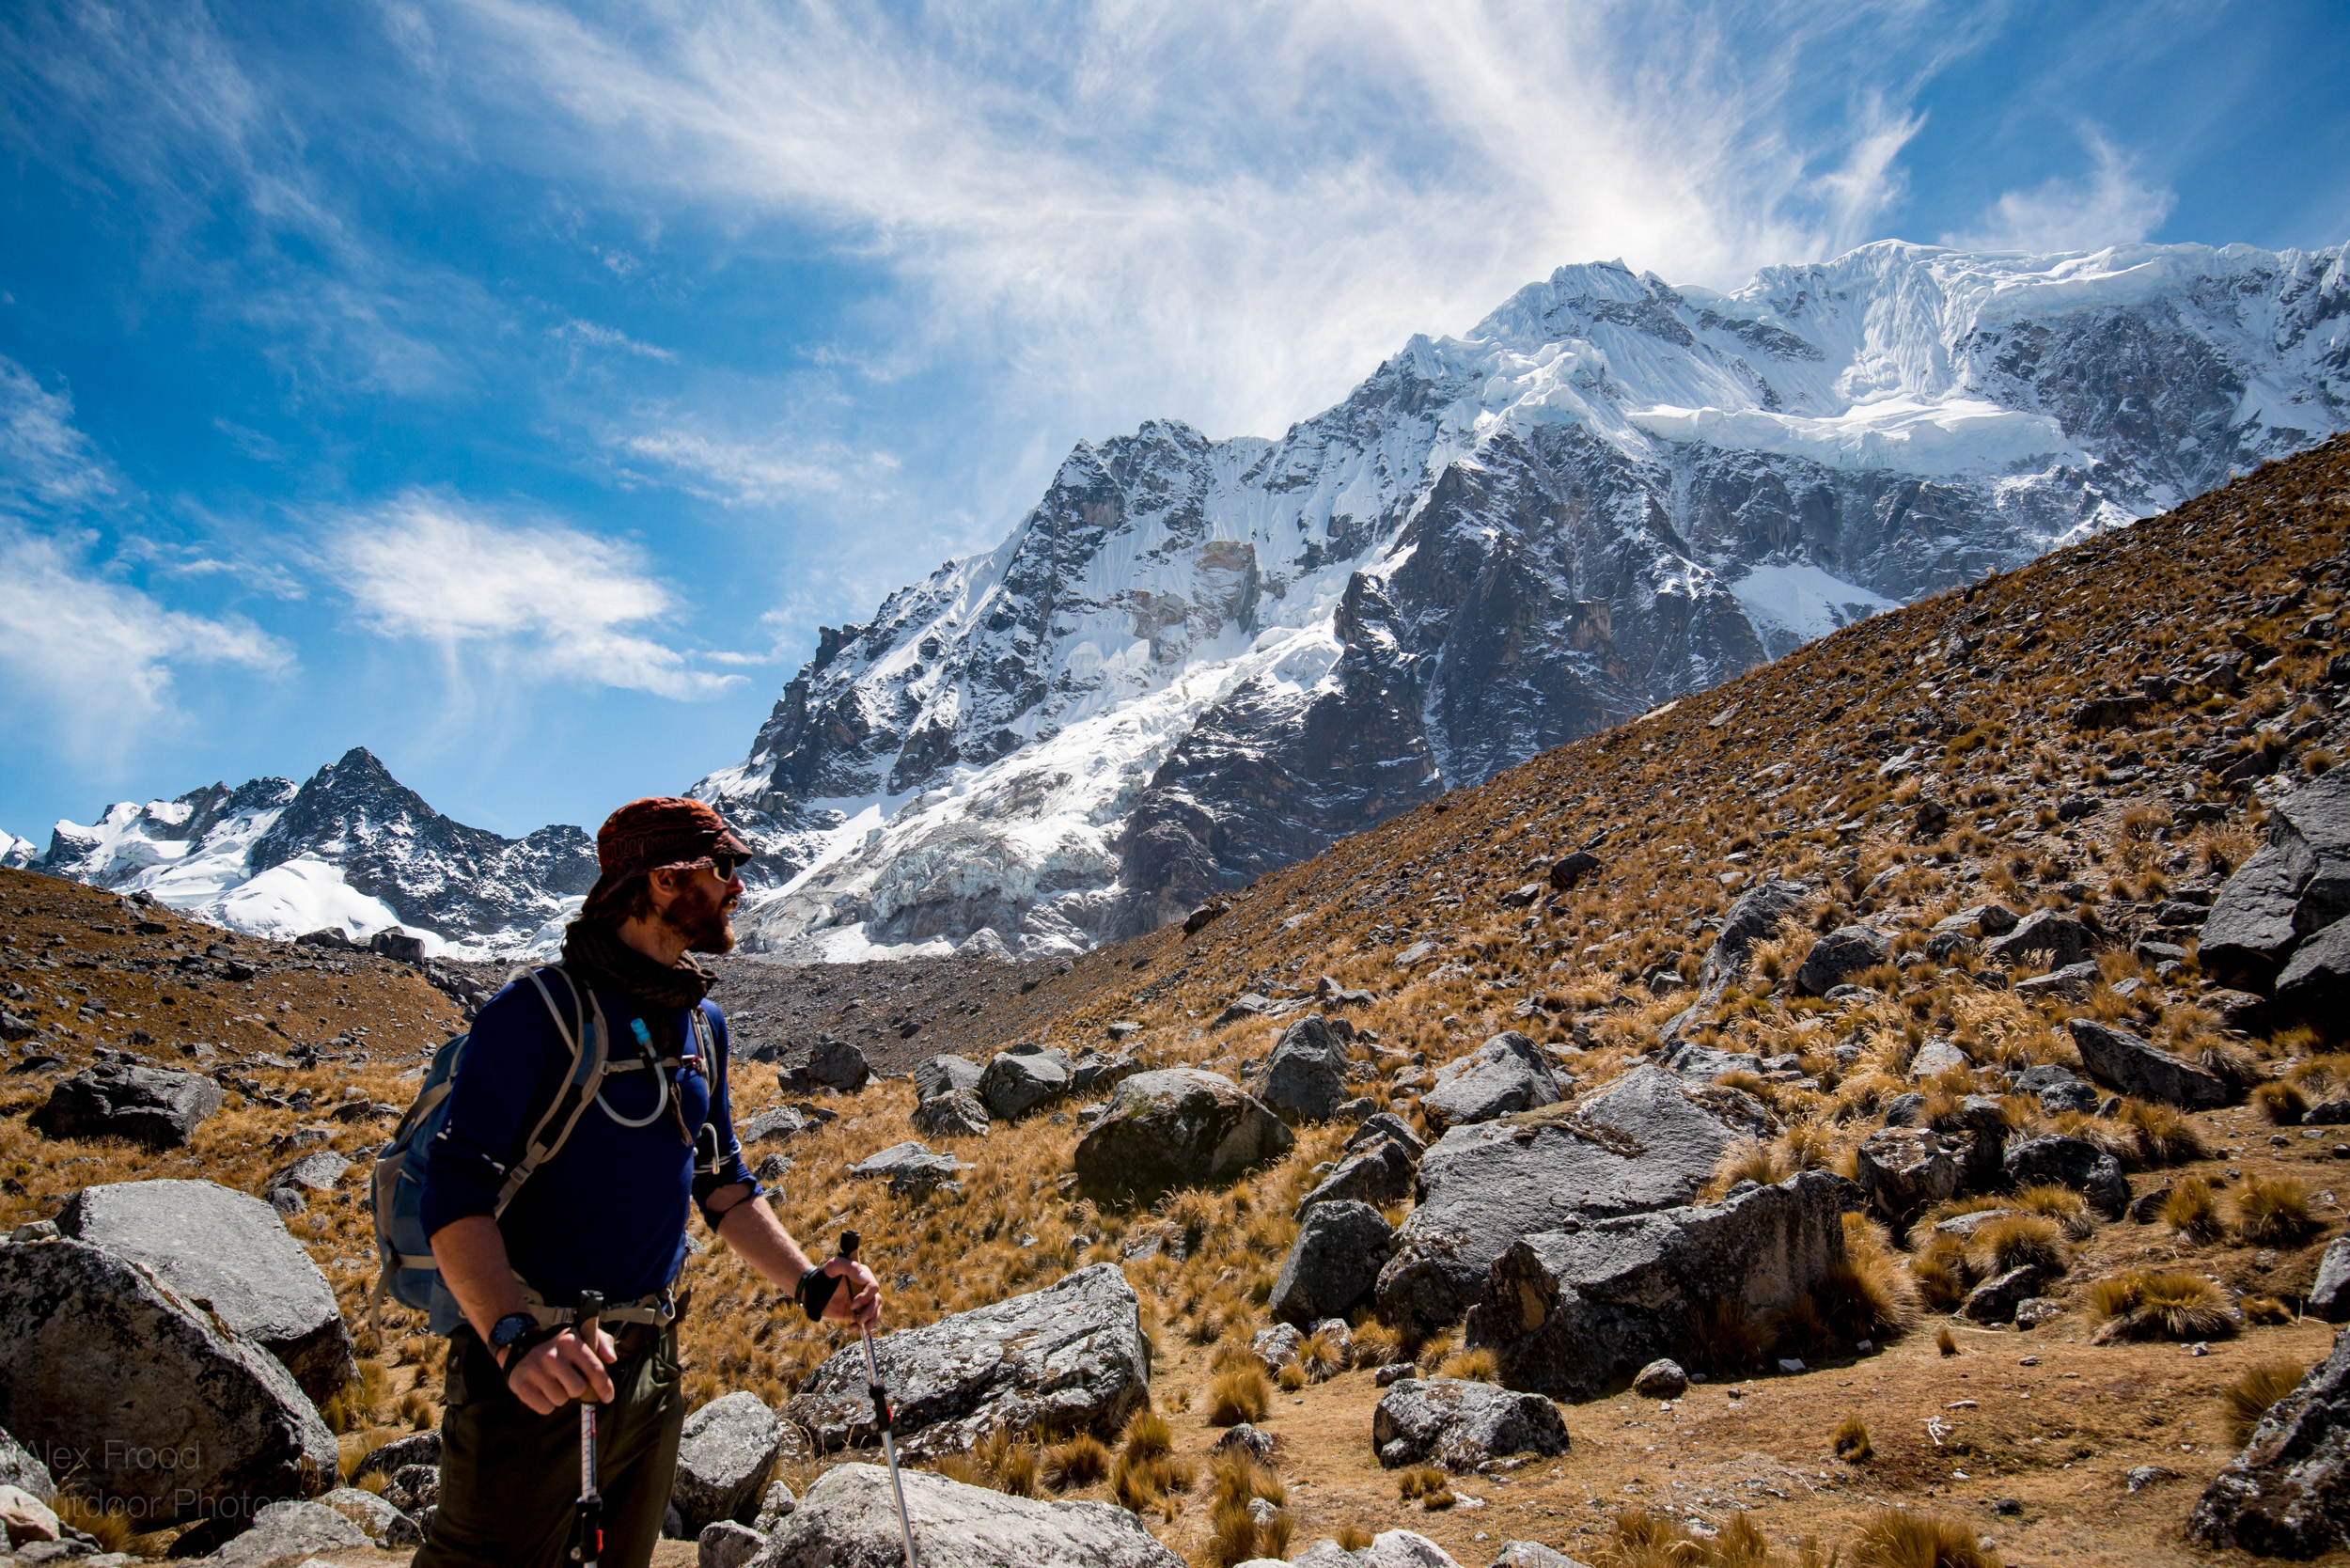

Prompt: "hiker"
[414,796,880,1568]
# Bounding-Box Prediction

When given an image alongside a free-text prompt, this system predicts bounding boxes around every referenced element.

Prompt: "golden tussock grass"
[1204,1366,1270,1426]
[2224,1358,2308,1444]
[1850,1508,2000,1567]
[2163,1179,2226,1243]
[2231,1175,2317,1247]
[1338,1524,1376,1550]
[1964,1215,2065,1278]
[1935,1325,1959,1357]
[1395,1466,1453,1510]
[1435,1346,1499,1383]
[1832,1416,1873,1461]
[2251,1079,2310,1123]
[1599,1507,1832,1568]
[2085,1270,2235,1343]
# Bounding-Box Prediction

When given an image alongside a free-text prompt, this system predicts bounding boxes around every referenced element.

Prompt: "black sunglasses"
[708,854,749,880]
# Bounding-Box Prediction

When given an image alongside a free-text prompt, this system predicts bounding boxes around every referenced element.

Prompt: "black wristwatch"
[488,1312,537,1357]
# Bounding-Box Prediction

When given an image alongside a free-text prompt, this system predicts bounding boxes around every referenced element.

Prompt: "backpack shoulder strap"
[494,965,610,1216]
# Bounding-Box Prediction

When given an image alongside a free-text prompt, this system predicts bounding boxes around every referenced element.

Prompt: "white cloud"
[0,528,292,761]
[327,492,744,700]
[0,359,120,513]
[432,0,1972,439]
[612,428,897,506]
[555,319,677,361]
[1946,132,2177,255]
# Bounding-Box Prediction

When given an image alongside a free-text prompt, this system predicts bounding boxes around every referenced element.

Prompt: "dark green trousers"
[415,1324,683,1568]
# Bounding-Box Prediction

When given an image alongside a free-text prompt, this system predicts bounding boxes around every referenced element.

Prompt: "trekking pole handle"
[574,1291,603,1346]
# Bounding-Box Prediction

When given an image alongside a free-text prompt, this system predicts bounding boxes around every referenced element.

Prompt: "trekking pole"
[573,1291,604,1568]
[838,1232,918,1568]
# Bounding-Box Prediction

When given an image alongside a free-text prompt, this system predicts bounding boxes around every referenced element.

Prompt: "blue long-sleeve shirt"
[420,970,759,1307]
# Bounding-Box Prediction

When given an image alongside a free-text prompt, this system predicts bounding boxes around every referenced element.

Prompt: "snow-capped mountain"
[697,240,2349,960]
[12,240,2345,961]
[13,747,595,958]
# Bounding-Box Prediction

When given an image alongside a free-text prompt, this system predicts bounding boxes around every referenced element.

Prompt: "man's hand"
[498,1325,617,1416]
[811,1255,883,1328]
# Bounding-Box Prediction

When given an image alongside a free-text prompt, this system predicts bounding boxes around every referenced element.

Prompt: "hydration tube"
[595,1017,671,1129]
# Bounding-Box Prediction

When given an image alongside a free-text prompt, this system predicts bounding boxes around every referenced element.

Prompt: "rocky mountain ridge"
[5,747,593,959]
[695,239,2350,963]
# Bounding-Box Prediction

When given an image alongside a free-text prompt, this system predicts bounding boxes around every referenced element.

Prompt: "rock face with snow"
[684,242,2350,962]
[17,746,594,958]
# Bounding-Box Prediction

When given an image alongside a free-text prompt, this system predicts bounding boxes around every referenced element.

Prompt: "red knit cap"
[594,797,752,880]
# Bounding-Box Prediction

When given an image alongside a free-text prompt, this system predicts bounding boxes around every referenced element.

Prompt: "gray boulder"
[1631,1359,1687,1399]
[2310,1237,2350,1323]
[1795,926,1892,996]
[747,1461,1184,1568]
[979,1045,1073,1120]
[28,1062,223,1150]
[1069,1052,1142,1094]
[1907,1039,1971,1080]
[703,1519,768,1568]
[55,1179,356,1403]
[1375,1064,1772,1335]
[2014,963,2103,1003]
[265,1151,349,1200]
[1371,1377,1570,1470]
[784,1263,1147,1458]
[1934,903,2020,938]
[1486,1544,1594,1568]
[1372,1382,1570,1476]
[1465,1171,1861,1401]
[2199,769,2350,994]
[2188,1325,2350,1558]
[807,1038,873,1092]
[1962,1265,2054,1325]
[1292,1530,1470,1568]
[1985,911,2097,971]
[741,1106,814,1145]
[2016,1063,2097,1114]
[2003,1135,2129,1217]
[1346,1113,1426,1160]
[912,1090,991,1140]
[2275,916,2350,1033]
[672,1391,783,1535]
[0,1236,337,1521]
[1853,1127,1964,1226]
[1297,1138,1417,1215]
[2066,1017,2232,1108]
[319,1485,409,1544]
[1662,1043,1763,1087]
[848,1142,970,1196]
[1421,1032,1562,1130]
[0,1424,54,1503]
[350,1430,440,1484]
[1262,1016,1353,1122]
[913,1055,984,1100]
[1269,1200,1395,1326]
[1073,1070,1292,1200]
[196,1497,368,1566]
[1662,879,1810,1036]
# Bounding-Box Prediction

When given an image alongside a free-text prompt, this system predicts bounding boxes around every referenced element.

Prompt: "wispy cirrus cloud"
[426,0,1984,438]
[1945,131,2178,255]
[0,360,292,760]
[325,490,744,700]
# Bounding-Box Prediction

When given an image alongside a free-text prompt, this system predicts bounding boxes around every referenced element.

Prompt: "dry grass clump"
[1819,1215,1920,1344]
[1681,1297,1774,1376]
[1348,1317,1405,1369]
[2085,1270,2236,1343]
[1205,1366,1271,1426]
[2224,1358,2309,1444]
[2241,1294,2294,1325]
[2252,1080,2310,1124]
[1935,1325,1959,1357]
[2010,1184,2096,1241]
[1965,1215,2066,1278]
[2231,1175,2318,1247]
[51,1493,141,1555]
[937,1427,1045,1497]
[1435,1345,1499,1382]
[2163,1180,2226,1243]
[1832,1416,1873,1461]
[1298,1328,1346,1382]
[1110,1409,1195,1518]
[1851,1508,2001,1567]
[1206,1452,1292,1568]
[2118,1099,2208,1166]
[1045,1434,1111,1491]
[1599,1507,1832,1568]
[1338,1525,1376,1550]
[1396,1466,1455,1510]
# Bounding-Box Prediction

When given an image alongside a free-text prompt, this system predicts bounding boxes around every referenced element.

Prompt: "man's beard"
[662,877,739,956]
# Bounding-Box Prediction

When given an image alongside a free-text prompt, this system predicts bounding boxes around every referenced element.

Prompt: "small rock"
[1375,1362,1418,1387]
[1213,1424,1277,1465]
[1631,1360,1687,1399]
[701,1519,766,1568]
[1371,1378,1571,1469]
[2128,1465,2179,1494]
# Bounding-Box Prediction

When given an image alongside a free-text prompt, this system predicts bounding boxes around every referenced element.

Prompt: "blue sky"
[3,0,2346,846]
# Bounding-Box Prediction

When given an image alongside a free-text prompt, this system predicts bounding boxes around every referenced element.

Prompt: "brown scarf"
[559,918,715,1013]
